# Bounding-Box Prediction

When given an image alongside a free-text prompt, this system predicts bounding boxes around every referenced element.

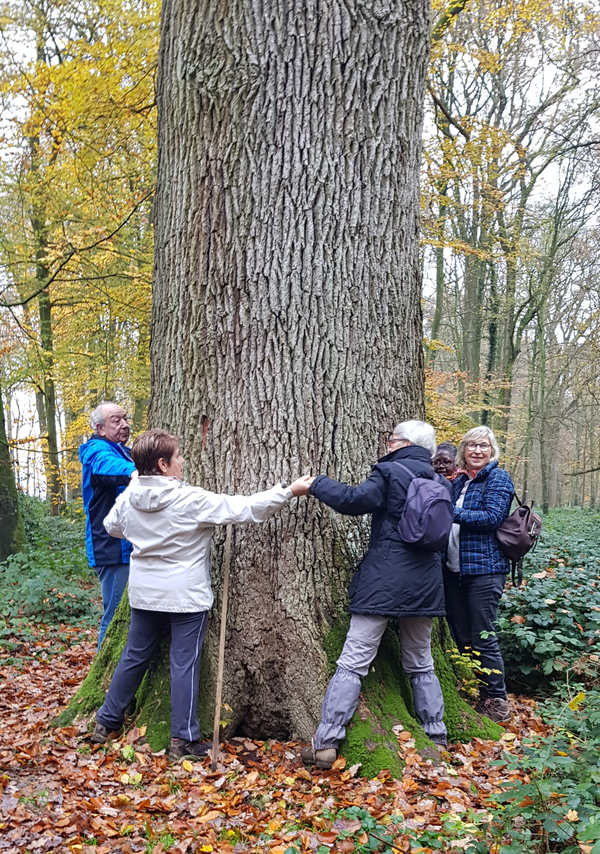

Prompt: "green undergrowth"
[463,681,600,854]
[333,678,600,854]
[0,495,97,623]
[498,507,600,693]
[336,680,600,852]
[0,496,99,665]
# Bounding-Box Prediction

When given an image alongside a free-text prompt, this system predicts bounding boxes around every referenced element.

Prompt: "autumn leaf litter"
[0,626,548,853]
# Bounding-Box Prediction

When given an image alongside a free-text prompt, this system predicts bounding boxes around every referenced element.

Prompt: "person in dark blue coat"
[301,419,448,770]
[79,402,136,649]
[445,425,514,723]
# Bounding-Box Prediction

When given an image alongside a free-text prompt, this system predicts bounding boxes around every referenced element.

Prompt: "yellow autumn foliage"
[0,0,158,495]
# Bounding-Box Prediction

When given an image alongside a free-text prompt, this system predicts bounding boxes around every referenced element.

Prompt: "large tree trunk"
[151,0,430,739]
[59,0,500,774]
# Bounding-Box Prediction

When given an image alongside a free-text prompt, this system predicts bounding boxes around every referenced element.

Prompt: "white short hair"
[456,425,500,469]
[90,401,116,431]
[391,419,436,457]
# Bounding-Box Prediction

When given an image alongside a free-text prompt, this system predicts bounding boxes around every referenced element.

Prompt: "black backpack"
[495,492,542,586]
[394,463,454,551]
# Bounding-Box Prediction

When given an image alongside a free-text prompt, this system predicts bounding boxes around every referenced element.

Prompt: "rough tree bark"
[151,0,431,736]
[60,0,499,774]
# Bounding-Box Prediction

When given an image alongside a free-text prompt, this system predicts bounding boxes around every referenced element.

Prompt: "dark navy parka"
[309,444,447,618]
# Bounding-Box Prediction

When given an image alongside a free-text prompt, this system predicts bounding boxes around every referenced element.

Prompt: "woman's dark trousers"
[444,571,507,699]
[96,608,208,741]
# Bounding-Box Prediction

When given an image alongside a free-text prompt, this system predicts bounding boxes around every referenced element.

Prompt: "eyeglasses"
[466,442,491,451]
[388,435,404,444]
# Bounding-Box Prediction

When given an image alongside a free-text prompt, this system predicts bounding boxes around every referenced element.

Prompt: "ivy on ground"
[498,507,600,691]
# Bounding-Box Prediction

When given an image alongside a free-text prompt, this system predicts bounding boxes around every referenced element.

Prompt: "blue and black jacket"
[79,436,136,567]
[451,460,514,575]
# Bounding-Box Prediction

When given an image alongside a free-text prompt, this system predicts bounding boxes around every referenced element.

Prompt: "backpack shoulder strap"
[388,461,416,516]
[394,462,416,480]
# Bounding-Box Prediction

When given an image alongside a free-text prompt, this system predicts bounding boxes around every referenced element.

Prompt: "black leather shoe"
[91,721,120,744]
[168,737,212,761]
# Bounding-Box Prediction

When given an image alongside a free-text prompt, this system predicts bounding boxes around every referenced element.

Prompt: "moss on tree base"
[55,596,501,775]
[329,618,502,778]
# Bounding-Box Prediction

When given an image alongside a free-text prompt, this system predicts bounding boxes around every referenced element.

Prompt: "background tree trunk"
[59,0,500,774]
[0,385,23,561]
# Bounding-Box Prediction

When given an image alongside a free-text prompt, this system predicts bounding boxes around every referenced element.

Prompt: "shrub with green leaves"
[0,495,99,627]
[470,685,600,854]
[498,508,600,692]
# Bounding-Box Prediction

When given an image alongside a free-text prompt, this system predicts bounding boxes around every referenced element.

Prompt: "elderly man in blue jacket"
[79,402,136,649]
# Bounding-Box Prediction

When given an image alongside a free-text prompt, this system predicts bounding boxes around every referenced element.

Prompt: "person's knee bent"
[397,618,435,674]
[336,615,387,677]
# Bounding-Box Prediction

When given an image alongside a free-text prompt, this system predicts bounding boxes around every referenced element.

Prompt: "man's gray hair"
[391,419,437,457]
[456,425,500,469]
[90,401,115,431]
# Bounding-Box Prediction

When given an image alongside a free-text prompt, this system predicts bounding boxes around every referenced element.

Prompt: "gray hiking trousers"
[313,614,447,749]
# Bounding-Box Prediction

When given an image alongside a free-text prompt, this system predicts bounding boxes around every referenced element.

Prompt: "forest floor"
[0,624,548,854]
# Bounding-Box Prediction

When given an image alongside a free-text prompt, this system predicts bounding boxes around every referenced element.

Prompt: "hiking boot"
[91,721,119,744]
[168,737,212,761]
[476,696,511,723]
[429,734,448,747]
[300,741,337,770]
[419,743,445,762]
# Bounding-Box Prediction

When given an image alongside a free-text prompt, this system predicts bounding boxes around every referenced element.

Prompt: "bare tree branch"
[0,189,153,308]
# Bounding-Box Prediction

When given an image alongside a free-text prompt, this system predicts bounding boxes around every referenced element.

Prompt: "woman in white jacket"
[92,428,311,760]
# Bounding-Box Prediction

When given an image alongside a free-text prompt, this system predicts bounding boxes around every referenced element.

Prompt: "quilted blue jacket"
[451,460,514,575]
[79,436,136,567]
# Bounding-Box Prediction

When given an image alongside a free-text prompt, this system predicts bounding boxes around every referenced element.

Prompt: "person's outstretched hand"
[290,475,315,496]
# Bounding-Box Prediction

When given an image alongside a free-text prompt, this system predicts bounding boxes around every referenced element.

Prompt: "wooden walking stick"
[210,524,233,770]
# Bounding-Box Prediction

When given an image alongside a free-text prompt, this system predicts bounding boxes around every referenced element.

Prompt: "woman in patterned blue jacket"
[445,426,514,723]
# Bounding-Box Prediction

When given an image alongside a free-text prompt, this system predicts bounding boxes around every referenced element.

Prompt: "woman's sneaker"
[168,738,212,761]
[91,721,120,744]
[476,697,511,723]
[300,741,337,770]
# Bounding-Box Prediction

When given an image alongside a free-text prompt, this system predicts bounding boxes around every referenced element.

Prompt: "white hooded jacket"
[103,476,293,612]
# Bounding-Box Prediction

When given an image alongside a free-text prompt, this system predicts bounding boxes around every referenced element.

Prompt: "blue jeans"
[444,571,507,698]
[96,608,208,741]
[96,563,129,650]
